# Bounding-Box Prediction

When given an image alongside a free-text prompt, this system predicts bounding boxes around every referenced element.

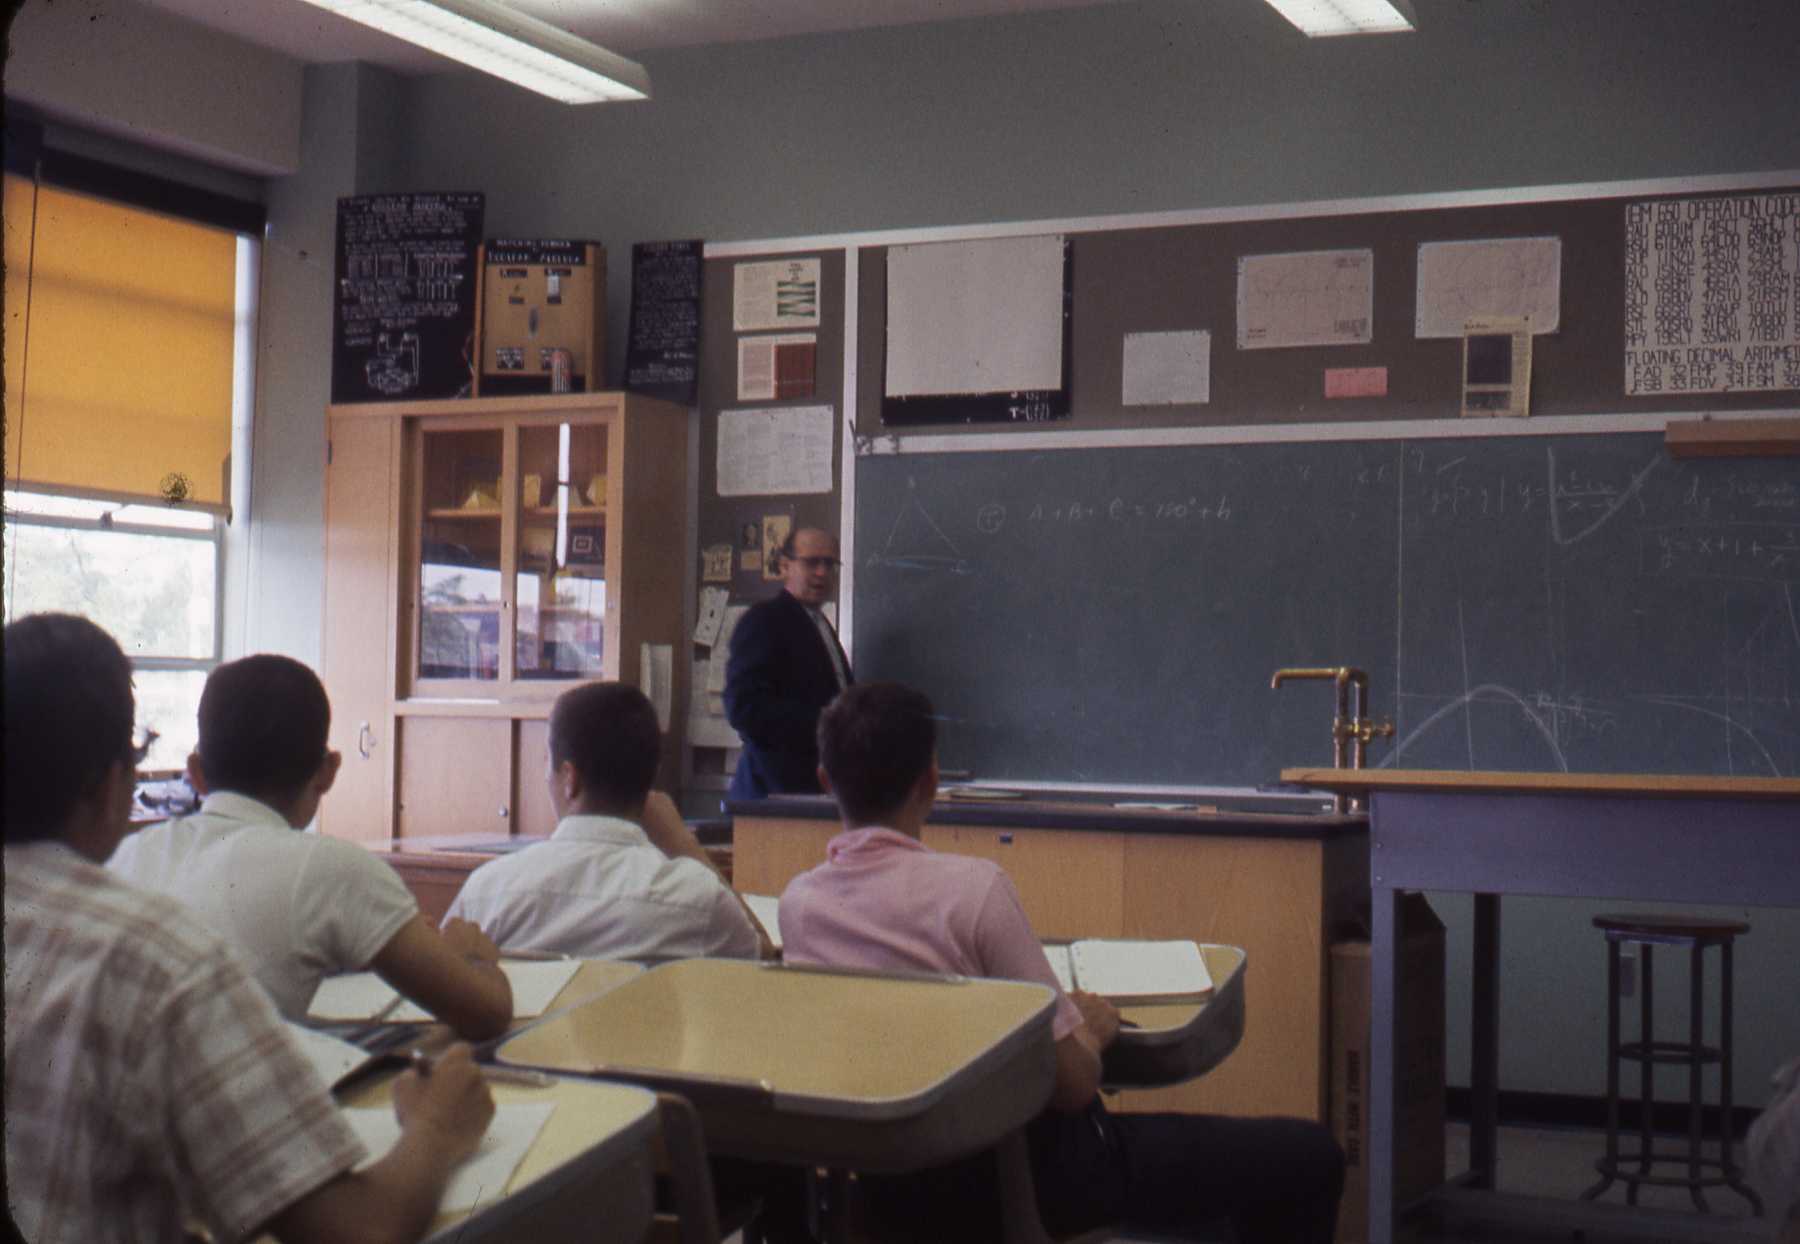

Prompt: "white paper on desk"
[1041,944,1075,993]
[1236,249,1373,349]
[1416,236,1561,338]
[345,1101,556,1213]
[1069,939,1213,1003]
[284,1022,374,1090]
[743,894,782,950]
[717,405,834,497]
[705,605,750,694]
[694,587,730,648]
[309,960,581,1023]
[1122,330,1210,406]
[494,960,583,1018]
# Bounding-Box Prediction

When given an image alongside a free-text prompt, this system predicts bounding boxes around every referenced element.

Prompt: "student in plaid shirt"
[4,613,493,1244]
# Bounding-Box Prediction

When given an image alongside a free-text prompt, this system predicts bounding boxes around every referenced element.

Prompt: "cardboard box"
[1330,894,1446,1243]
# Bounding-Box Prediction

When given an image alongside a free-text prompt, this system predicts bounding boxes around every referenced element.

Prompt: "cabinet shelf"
[427,507,502,521]
[524,505,605,519]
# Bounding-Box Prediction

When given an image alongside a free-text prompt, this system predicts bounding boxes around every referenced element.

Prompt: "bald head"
[781,527,840,608]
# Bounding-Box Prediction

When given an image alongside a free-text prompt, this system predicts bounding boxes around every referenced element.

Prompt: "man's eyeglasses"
[791,556,841,572]
[128,727,160,767]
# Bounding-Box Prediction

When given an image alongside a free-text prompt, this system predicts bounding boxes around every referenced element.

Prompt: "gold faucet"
[1270,666,1394,810]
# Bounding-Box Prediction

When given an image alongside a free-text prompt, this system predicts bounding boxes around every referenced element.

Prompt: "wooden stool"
[1582,914,1763,1215]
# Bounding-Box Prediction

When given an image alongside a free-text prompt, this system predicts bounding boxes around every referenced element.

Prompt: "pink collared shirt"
[779,826,1083,1039]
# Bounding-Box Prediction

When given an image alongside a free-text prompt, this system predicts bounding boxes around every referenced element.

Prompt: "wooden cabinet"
[320,393,688,845]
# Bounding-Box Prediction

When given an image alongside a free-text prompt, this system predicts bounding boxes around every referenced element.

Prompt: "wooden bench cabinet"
[320,392,688,848]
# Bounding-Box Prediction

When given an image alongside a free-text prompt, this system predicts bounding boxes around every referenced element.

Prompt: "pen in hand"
[412,1047,554,1088]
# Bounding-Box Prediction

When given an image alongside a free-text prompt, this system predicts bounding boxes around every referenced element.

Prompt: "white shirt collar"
[196,790,293,830]
[549,813,653,848]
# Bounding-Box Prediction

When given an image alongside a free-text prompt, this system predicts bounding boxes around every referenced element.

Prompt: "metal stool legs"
[1582,926,1763,1215]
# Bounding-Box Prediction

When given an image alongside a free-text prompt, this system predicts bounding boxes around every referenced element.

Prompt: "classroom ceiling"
[137,0,1156,69]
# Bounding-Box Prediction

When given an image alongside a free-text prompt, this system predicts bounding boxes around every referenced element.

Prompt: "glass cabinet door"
[417,427,505,682]
[515,422,608,681]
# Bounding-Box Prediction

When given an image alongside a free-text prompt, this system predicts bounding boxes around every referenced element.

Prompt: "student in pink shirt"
[781,681,1344,1242]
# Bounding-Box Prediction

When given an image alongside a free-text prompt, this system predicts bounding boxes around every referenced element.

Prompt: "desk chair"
[650,1092,725,1244]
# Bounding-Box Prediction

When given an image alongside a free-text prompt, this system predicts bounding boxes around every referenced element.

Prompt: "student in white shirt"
[448,681,766,961]
[6,613,494,1244]
[109,654,512,1037]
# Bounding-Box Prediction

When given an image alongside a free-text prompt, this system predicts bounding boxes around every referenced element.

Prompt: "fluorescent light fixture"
[1262,0,1417,37]
[296,0,650,103]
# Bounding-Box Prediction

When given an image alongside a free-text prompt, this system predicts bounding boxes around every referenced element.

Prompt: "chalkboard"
[332,192,483,403]
[851,432,1800,786]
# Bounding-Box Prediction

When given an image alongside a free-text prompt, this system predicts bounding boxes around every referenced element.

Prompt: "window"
[4,158,260,773]
[4,489,222,772]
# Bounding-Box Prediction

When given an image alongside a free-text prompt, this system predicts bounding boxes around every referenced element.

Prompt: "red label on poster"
[1325,367,1388,398]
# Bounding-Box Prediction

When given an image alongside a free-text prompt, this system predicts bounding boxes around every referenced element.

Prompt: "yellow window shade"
[4,174,238,508]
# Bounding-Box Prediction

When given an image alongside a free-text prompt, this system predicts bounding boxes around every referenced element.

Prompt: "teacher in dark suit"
[725,527,852,798]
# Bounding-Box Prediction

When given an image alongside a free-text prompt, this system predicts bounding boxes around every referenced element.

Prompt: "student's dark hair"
[817,682,936,824]
[196,655,331,801]
[4,613,136,842]
[549,681,661,811]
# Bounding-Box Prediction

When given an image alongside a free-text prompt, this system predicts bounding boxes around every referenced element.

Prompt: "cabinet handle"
[357,722,374,760]
[498,805,510,818]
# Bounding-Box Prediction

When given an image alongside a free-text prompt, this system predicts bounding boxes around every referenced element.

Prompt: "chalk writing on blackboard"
[332,193,483,403]
[866,478,971,574]
[1623,192,1800,396]
[626,239,702,405]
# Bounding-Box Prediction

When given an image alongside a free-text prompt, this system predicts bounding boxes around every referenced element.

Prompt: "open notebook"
[306,959,583,1024]
[1042,939,1214,1005]
[342,1102,557,1214]
[743,894,783,951]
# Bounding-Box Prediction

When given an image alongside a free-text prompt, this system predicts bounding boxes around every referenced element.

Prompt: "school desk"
[1104,943,1247,1096]
[1282,767,1800,1244]
[496,957,1059,1173]
[322,1073,659,1243]
[730,793,1366,1121]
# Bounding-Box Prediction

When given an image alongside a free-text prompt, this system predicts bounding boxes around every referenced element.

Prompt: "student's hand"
[439,918,501,964]
[392,1044,494,1166]
[1069,990,1122,1050]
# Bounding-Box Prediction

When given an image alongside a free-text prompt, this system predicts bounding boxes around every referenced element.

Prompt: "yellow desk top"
[1280,767,1800,800]
[338,1073,658,1243]
[499,957,1056,1117]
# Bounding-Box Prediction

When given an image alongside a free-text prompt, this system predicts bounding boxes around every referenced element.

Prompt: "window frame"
[4,484,227,773]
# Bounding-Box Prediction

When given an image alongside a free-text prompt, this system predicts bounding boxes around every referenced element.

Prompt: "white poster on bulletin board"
[1415,236,1562,339]
[1623,192,1800,395]
[1236,249,1373,350]
[716,405,835,496]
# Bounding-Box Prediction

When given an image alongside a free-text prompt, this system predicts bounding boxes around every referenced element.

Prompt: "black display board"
[852,432,1800,786]
[626,239,703,404]
[332,192,483,403]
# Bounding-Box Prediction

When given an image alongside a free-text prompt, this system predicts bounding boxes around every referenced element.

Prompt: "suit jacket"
[724,590,852,798]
